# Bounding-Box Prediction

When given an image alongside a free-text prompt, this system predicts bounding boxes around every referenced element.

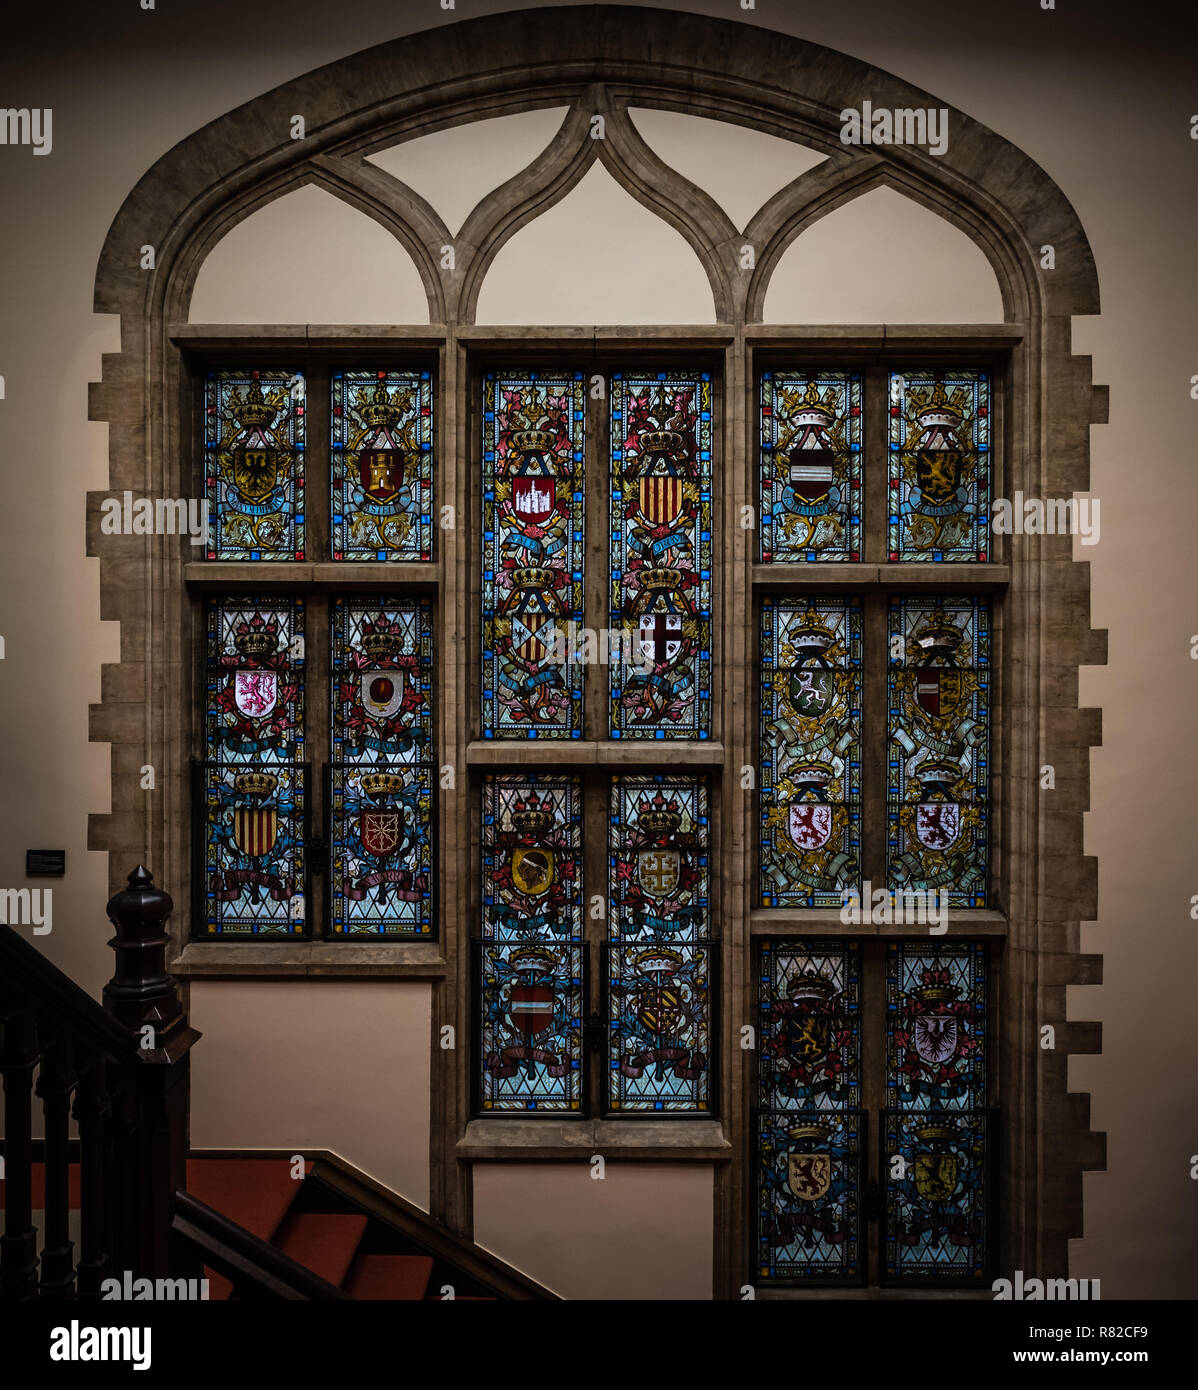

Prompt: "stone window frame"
[88,7,1106,1298]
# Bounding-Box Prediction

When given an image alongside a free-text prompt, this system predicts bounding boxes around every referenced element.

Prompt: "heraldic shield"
[359,808,402,858]
[510,846,554,898]
[634,981,685,1038]
[788,667,836,717]
[914,1151,961,1202]
[781,1012,832,1066]
[914,1010,959,1064]
[787,1152,832,1202]
[788,802,833,851]
[509,982,555,1038]
[637,848,680,899]
[234,807,278,858]
[511,474,555,524]
[233,446,282,504]
[915,668,966,719]
[361,671,405,722]
[234,670,278,719]
[915,801,962,851]
[639,473,684,528]
[914,448,965,508]
[359,447,404,504]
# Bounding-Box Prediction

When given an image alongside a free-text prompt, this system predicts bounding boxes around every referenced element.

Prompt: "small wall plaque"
[26,850,65,877]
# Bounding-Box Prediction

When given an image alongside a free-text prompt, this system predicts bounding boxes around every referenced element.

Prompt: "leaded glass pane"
[481,371,585,738]
[885,941,988,1111]
[883,1109,991,1283]
[205,369,304,560]
[888,370,991,562]
[607,776,711,1113]
[202,597,305,935]
[478,775,583,1111]
[755,940,863,1283]
[759,371,862,562]
[329,597,434,937]
[884,941,990,1284]
[759,597,862,907]
[609,371,712,738]
[331,370,433,560]
[887,596,990,907]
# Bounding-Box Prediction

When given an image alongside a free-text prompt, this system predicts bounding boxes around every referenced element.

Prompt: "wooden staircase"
[0,866,555,1301]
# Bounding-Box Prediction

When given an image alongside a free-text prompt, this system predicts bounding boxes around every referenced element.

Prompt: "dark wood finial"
[103,865,184,1044]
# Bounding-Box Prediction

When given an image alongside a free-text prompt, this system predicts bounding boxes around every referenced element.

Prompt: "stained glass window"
[884,941,990,1283]
[482,371,586,739]
[609,371,711,738]
[331,370,433,560]
[202,597,306,934]
[607,776,712,1113]
[760,597,862,908]
[205,370,304,560]
[887,596,990,906]
[756,941,862,1282]
[889,370,990,562]
[759,371,862,562]
[478,775,584,1111]
[329,597,434,936]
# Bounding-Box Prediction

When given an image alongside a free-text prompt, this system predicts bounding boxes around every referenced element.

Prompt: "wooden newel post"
[103,866,201,1279]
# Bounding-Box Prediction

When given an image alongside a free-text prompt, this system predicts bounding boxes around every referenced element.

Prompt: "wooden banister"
[0,866,200,1300]
[171,1192,351,1301]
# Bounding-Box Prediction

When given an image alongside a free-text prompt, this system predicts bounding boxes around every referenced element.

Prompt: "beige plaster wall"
[473,1163,713,1299]
[187,980,432,1208]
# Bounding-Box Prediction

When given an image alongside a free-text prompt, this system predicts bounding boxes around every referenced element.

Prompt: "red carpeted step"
[185,1159,304,1242]
[345,1253,433,1300]
[274,1212,367,1289]
[186,1158,310,1301]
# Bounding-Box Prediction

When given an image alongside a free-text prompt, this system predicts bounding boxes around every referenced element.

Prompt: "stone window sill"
[170,940,445,979]
[458,1117,730,1162]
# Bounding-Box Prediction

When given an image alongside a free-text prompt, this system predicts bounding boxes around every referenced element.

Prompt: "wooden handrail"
[0,923,137,1063]
[0,867,200,1300]
[172,1192,351,1301]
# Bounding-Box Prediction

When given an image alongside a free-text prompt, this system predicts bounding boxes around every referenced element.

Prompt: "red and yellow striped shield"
[639,474,684,528]
[234,807,278,858]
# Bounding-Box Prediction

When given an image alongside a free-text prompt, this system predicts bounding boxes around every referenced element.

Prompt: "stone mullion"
[585,357,608,1113]
[438,331,471,1236]
[715,331,749,1300]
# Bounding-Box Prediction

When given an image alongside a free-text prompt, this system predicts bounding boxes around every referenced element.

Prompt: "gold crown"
[787,969,837,1004]
[787,1118,832,1142]
[791,378,836,426]
[912,614,963,660]
[915,761,961,795]
[633,947,684,976]
[510,945,558,973]
[511,794,554,836]
[362,772,405,800]
[915,380,964,429]
[360,627,403,660]
[511,566,554,591]
[638,789,683,835]
[791,762,834,790]
[639,428,686,458]
[233,771,277,799]
[233,375,278,428]
[358,380,403,429]
[639,567,683,594]
[511,428,556,455]
[915,1118,960,1143]
[792,611,836,654]
[233,617,278,658]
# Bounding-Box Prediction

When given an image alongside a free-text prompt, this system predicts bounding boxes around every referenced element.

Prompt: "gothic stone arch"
[88,5,1106,1297]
